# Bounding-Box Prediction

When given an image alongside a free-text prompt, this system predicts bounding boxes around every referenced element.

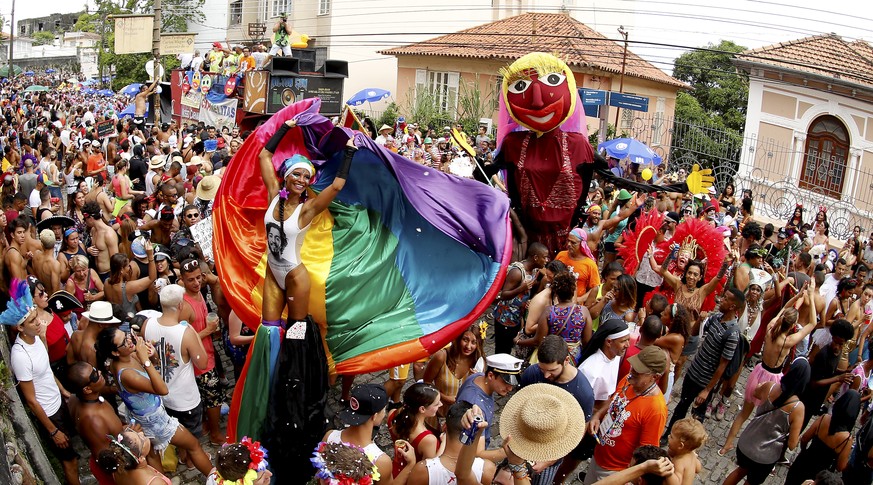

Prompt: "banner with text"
[199,97,238,131]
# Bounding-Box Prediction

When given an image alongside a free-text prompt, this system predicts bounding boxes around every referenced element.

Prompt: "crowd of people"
[3,66,873,485]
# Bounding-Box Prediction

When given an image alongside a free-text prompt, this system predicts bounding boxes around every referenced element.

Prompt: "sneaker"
[716,401,727,421]
[705,403,714,419]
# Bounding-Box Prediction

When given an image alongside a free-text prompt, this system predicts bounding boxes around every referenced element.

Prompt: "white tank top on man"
[143,317,201,412]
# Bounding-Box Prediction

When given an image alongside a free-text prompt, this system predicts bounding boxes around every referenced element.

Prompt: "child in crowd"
[666,418,706,485]
[207,437,272,485]
[311,441,381,485]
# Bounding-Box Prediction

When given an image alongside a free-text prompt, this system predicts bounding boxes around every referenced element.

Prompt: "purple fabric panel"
[315,127,510,261]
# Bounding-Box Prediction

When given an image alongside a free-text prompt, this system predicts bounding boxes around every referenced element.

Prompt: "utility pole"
[8,0,15,71]
[613,26,629,134]
[152,0,161,125]
[100,14,106,85]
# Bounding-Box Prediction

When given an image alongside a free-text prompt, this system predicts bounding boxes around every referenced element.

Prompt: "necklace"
[81,396,105,404]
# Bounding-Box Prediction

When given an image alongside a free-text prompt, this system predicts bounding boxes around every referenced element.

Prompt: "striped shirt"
[686,312,739,387]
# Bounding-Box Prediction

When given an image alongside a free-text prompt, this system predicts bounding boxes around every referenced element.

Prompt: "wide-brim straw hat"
[499,383,585,462]
[196,175,221,201]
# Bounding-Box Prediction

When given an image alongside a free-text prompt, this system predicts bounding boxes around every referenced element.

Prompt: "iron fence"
[621,112,873,240]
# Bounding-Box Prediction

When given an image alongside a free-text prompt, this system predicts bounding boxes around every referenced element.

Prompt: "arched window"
[799,115,850,199]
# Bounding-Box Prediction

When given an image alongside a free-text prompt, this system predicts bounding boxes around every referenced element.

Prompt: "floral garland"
[310,441,380,485]
[214,437,269,485]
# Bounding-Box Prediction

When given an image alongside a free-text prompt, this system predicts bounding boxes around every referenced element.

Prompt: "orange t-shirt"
[593,375,667,471]
[555,251,601,297]
[87,154,107,179]
[240,55,256,71]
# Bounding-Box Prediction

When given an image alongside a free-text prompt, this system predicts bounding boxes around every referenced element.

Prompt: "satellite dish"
[145,60,165,81]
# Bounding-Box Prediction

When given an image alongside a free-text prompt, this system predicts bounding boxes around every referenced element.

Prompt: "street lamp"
[613,26,629,133]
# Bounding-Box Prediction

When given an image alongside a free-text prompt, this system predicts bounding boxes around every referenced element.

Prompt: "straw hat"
[499,384,585,462]
[378,124,392,133]
[196,175,221,201]
[149,155,165,170]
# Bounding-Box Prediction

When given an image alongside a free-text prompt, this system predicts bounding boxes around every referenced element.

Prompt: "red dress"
[499,130,594,255]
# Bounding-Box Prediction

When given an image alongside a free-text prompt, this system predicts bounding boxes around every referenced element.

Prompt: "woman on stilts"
[258,119,357,480]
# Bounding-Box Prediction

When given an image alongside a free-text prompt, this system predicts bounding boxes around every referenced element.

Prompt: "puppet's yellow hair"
[500,52,577,134]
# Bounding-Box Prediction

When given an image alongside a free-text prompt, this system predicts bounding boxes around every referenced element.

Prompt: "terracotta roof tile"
[379,12,687,89]
[737,34,873,88]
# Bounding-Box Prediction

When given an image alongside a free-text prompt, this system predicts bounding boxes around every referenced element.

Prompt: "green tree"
[672,40,749,133]
[32,31,57,46]
[376,102,399,130]
[75,0,191,88]
[455,75,492,135]
[668,41,748,170]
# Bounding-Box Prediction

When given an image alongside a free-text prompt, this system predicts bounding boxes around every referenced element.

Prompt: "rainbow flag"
[214,98,511,374]
[339,104,363,131]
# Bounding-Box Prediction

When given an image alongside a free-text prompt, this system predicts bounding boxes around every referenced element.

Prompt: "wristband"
[50,428,60,437]
[336,145,356,179]
[264,123,291,153]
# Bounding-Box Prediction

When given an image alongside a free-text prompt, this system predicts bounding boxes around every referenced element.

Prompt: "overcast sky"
[3,0,871,74]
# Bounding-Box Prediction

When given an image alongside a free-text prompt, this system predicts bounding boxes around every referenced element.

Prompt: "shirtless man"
[32,229,64,294]
[66,361,134,483]
[82,202,119,281]
[84,174,114,219]
[134,77,160,127]
[140,206,175,246]
[66,301,121,368]
[5,218,32,280]
[581,193,645,256]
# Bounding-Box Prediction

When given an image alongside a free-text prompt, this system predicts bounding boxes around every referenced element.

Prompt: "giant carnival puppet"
[488,52,715,255]
[212,99,512,480]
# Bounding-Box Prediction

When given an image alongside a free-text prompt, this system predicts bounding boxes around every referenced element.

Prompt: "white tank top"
[325,429,385,462]
[143,317,201,412]
[424,456,485,484]
[263,195,310,282]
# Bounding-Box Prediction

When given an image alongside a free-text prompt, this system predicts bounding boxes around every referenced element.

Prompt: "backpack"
[702,313,748,380]
[723,323,749,379]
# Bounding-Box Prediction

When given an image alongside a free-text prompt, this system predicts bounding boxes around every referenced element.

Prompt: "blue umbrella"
[24,71,34,76]
[81,79,97,86]
[597,137,663,166]
[98,89,115,97]
[119,83,143,96]
[45,69,56,74]
[347,88,391,107]
[119,103,149,120]
[83,88,97,95]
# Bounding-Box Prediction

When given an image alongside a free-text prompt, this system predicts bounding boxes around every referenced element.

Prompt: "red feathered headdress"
[618,209,666,275]
[657,218,728,284]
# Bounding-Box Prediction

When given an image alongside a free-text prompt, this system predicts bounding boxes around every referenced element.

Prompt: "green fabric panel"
[324,203,420,362]
[234,325,276,441]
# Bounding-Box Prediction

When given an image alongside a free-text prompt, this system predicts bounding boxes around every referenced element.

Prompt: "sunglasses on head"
[182,259,199,271]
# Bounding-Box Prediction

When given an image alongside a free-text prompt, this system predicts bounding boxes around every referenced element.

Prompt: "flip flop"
[717,448,731,457]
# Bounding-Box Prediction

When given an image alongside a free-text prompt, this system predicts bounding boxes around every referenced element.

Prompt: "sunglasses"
[115,333,133,350]
[89,367,100,383]
[185,213,200,219]
[182,259,199,271]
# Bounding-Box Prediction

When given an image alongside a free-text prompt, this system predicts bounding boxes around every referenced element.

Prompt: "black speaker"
[322,60,349,79]
[269,57,299,76]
